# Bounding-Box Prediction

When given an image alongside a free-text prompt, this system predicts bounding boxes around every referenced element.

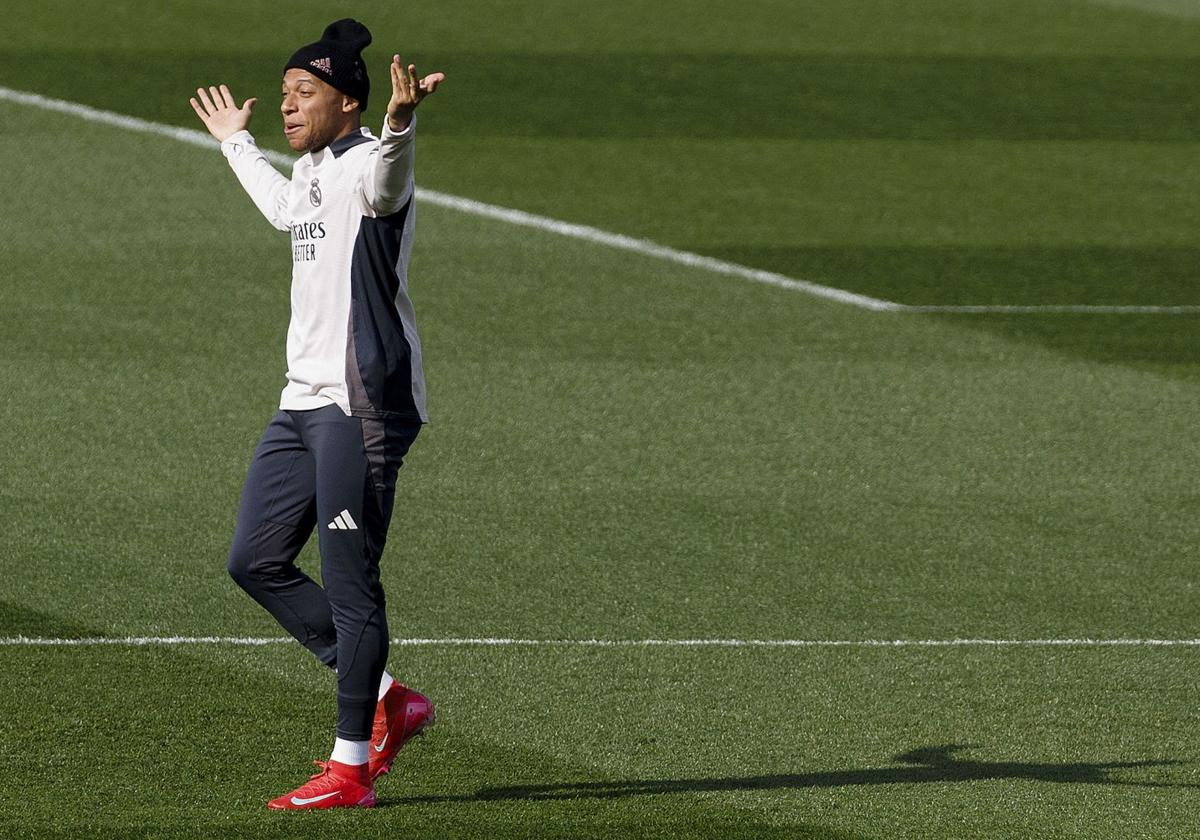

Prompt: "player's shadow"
[391,744,1195,805]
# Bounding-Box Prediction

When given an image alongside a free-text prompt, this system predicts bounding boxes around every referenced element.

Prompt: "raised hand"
[386,56,445,131]
[190,84,258,142]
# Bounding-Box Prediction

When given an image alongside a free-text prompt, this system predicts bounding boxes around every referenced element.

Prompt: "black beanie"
[284,19,372,112]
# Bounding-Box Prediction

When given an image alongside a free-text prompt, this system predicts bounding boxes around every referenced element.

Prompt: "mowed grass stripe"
[11,50,1200,141]
[4,86,1196,314]
[0,86,899,311]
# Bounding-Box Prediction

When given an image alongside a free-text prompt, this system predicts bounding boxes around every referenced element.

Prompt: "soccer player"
[189,19,444,810]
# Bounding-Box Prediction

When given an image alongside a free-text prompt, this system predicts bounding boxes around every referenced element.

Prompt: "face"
[280,69,358,152]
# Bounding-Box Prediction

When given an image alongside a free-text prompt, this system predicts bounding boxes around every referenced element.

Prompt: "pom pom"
[320,18,372,54]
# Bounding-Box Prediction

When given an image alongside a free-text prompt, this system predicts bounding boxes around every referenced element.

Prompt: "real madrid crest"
[309,178,322,207]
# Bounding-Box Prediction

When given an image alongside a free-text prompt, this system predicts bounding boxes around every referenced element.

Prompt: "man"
[189,19,445,810]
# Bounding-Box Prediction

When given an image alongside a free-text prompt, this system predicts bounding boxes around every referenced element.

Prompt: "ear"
[341,95,360,114]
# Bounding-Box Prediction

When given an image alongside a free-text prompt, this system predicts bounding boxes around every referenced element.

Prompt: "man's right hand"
[190,84,257,141]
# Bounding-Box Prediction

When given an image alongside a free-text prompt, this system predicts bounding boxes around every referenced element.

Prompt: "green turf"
[3,0,1200,837]
[4,0,1200,325]
[2,645,1197,838]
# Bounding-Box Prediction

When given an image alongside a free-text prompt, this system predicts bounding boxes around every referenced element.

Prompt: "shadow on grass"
[0,599,100,638]
[389,744,1196,805]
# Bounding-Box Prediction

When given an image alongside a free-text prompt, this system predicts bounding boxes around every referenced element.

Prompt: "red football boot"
[267,759,375,810]
[368,682,435,779]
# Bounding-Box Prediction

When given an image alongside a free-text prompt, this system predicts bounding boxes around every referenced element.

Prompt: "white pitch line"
[2,636,1200,648]
[910,304,1200,314]
[404,191,904,311]
[1,85,1195,316]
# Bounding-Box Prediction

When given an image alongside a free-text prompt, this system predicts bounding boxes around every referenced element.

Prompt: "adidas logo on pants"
[328,509,358,530]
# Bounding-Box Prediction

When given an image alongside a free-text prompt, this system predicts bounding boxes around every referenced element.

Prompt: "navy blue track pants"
[227,404,420,740]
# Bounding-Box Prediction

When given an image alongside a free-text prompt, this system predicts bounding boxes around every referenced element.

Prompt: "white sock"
[377,670,395,701]
[331,737,369,766]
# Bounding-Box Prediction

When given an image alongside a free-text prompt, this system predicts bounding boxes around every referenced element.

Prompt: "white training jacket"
[220,117,427,422]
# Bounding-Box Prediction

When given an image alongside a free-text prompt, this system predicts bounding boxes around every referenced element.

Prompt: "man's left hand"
[387,56,444,131]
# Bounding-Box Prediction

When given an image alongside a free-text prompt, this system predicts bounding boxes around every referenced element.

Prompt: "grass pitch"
[2,1,1200,837]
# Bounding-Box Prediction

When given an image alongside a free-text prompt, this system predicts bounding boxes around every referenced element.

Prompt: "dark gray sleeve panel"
[344,199,422,421]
